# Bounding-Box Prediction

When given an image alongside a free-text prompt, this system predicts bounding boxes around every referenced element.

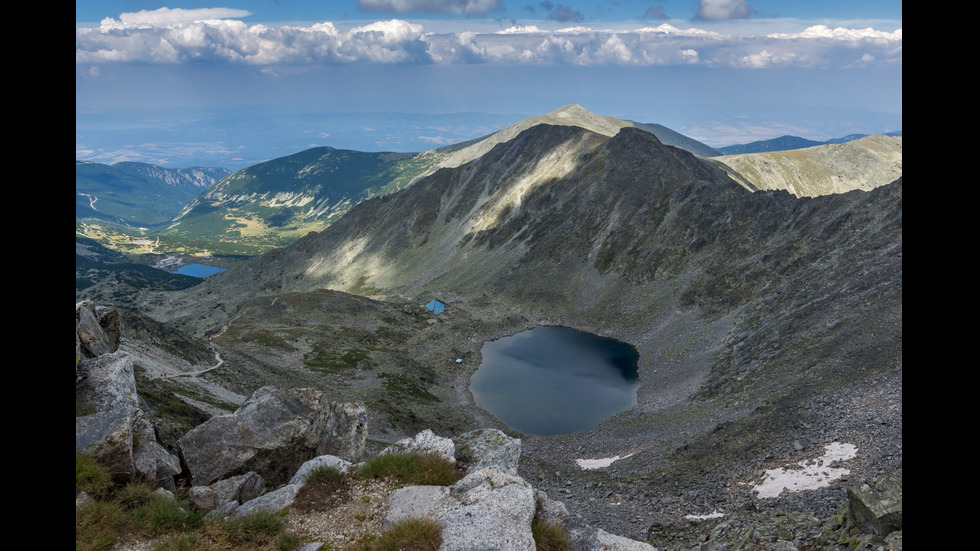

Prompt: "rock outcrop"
[76,301,181,488]
[379,428,456,464]
[178,386,368,487]
[848,468,903,537]
[76,300,120,363]
[386,467,539,550]
[383,428,655,551]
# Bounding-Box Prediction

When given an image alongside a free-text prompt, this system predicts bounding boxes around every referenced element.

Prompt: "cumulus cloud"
[767,25,902,42]
[356,0,503,15]
[694,0,755,21]
[104,7,253,27]
[76,11,901,69]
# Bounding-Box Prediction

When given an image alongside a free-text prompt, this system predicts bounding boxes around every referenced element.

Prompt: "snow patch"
[576,453,633,470]
[685,510,725,520]
[752,442,858,499]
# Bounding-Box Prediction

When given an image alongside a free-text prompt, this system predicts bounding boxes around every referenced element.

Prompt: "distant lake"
[470,326,639,436]
[171,264,226,278]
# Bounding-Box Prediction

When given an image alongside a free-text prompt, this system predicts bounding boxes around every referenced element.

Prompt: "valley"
[77,106,902,548]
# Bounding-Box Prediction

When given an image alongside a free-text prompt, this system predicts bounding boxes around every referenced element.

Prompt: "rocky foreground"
[77,302,901,550]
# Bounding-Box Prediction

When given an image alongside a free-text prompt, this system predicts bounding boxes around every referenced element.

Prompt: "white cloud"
[496,25,544,34]
[103,7,253,28]
[76,13,901,69]
[768,25,902,42]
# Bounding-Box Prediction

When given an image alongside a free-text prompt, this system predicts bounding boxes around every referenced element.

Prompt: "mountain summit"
[431,104,718,168]
[154,105,718,253]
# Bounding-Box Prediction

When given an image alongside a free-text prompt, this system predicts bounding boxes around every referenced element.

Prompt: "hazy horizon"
[76,0,901,170]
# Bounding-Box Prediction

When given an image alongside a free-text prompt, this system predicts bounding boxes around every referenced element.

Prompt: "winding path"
[159,297,278,379]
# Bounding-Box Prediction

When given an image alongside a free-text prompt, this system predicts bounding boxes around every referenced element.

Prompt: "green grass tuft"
[75,455,303,551]
[348,517,442,551]
[356,452,459,486]
[305,464,348,485]
[76,453,113,498]
[532,518,574,551]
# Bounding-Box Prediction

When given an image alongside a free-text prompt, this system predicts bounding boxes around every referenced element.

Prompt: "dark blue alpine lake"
[470,326,639,436]
[171,263,227,278]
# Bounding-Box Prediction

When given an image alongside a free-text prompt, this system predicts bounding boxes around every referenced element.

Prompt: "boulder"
[385,467,537,551]
[290,455,354,485]
[573,527,658,551]
[179,386,367,486]
[848,468,902,537]
[235,483,304,517]
[76,301,120,360]
[188,472,266,511]
[381,429,456,464]
[453,428,521,475]
[75,351,142,484]
[133,437,183,492]
[383,428,654,551]
[76,304,181,491]
[76,351,140,415]
[76,409,135,483]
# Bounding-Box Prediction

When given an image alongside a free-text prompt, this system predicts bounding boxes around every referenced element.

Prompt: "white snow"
[576,453,634,470]
[685,510,725,520]
[752,442,858,499]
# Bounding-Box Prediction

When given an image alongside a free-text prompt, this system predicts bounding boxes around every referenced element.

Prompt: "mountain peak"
[538,104,622,135]
[548,103,593,117]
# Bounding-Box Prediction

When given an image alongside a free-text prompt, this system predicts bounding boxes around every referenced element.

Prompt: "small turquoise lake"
[469,326,639,436]
[171,264,227,278]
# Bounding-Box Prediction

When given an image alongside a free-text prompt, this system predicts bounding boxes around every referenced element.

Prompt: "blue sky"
[76,0,902,169]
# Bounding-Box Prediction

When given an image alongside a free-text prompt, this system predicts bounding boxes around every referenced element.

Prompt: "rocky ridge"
[709,134,902,197]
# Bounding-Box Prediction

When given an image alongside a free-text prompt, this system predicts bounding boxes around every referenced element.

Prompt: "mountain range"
[76,105,900,257]
[715,131,902,155]
[78,105,902,545]
[76,161,230,229]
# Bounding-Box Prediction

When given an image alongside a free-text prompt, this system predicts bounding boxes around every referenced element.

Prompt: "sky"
[76,0,902,169]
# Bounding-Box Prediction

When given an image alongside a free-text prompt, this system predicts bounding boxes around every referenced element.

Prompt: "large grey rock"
[76,409,134,483]
[76,351,140,415]
[534,489,571,525]
[75,351,143,483]
[385,467,537,551]
[453,428,521,475]
[179,386,367,486]
[133,437,182,492]
[848,468,902,536]
[234,483,303,517]
[381,429,456,464]
[76,301,120,360]
[189,471,266,511]
[76,347,180,490]
[582,528,657,551]
[290,455,354,485]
